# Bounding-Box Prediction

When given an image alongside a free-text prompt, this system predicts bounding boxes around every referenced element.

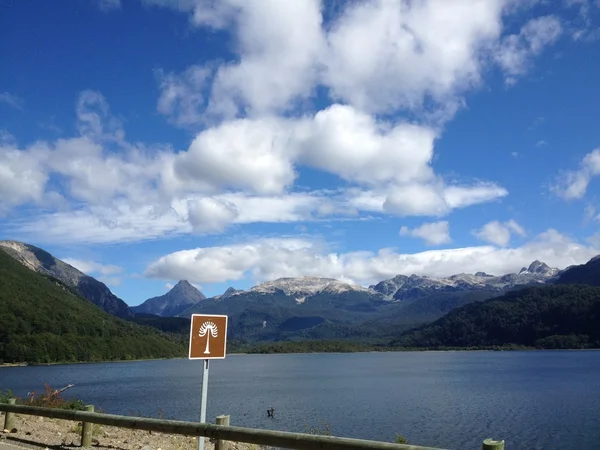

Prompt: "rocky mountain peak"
[169,280,200,295]
[371,261,560,301]
[218,286,242,299]
[250,276,371,297]
[132,279,205,317]
[519,260,556,276]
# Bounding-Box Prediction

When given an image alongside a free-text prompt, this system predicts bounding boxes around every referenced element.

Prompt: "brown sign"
[189,314,228,360]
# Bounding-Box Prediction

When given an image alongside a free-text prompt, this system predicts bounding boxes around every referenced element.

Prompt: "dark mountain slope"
[0,250,185,364]
[0,240,133,318]
[391,285,600,349]
[555,255,600,286]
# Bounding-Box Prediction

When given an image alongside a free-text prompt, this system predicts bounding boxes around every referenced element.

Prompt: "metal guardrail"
[0,402,452,450]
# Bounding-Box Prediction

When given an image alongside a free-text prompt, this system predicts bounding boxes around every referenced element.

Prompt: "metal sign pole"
[198,359,209,450]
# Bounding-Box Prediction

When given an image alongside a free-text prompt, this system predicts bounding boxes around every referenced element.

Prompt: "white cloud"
[553,148,600,200]
[535,140,549,148]
[95,0,121,12]
[587,232,600,247]
[0,92,24,110]
[151,1,568,119]
[506,219,527,237]
[564,0,600,41]
[347,182,508,217]
[165,282,174,290]
[62,258,123,276]
[297,105,436,186]
[145,230,598,286]
[151,0,325,119]
[0,142,50,214]
[156,65,212,127]
[473,219,526,247]
[400,221,451,246]
[173,117,297,195]
[495,15,563,84]
[5,2,579,244]
[187,197,239,233]
[323,0,505,115]
[76,90,123,140]
[204,0,324,119]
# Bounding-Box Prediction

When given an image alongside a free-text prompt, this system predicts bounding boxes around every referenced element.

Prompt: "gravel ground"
[0,412,266,450]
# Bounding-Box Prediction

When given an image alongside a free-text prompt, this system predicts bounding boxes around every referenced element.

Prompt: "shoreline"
[2,347,599,368]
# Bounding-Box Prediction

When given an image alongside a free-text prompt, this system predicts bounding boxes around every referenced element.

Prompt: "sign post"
[189,314,228,450]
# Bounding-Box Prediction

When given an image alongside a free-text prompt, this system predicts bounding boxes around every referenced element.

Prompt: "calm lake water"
[1,351,599,449]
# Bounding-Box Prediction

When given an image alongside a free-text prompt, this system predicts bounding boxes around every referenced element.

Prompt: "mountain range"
[172,261,561,341]
[1,239,596,344]
[1,238,600,362]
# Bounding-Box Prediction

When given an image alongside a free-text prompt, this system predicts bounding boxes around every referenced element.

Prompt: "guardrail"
[0,401,504,450]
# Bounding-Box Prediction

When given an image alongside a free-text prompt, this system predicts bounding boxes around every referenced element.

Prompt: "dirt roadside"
[0,412,264,450]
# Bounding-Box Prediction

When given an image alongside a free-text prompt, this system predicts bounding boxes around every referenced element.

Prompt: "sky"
[1,0,600,306]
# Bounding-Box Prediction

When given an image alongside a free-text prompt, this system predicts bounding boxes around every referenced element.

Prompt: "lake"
[1,351,599,449]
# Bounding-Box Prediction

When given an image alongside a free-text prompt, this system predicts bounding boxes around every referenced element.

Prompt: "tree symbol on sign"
[199,321,219,354]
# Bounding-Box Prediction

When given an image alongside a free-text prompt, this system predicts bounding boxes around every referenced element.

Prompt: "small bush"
[5,384,85,410]
[395,434,409,444]
[0,389,15,403]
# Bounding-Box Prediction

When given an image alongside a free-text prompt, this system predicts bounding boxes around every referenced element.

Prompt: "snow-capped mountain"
[243,277,373,297]
[370,260,559,300]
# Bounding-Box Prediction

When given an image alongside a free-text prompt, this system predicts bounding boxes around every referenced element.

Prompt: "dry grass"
[0,412,274,450]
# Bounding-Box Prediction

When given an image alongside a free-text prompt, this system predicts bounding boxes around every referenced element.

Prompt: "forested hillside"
[0,251,186,364]
[391,285,600,349]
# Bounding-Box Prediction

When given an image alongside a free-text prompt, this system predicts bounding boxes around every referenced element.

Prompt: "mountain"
[173,263,562,342]
[0,249,185,364]
[177,276,391,341]
[0,241,133,318]
[132,280,206,317]
[390,285,600,349]
[555,255,600,286]
[370,260,558,301]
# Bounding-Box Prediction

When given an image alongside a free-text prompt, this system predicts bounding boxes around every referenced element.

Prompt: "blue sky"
[1,0,599,306]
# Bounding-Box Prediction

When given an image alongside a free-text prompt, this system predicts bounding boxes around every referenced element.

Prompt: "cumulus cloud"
[153,1,566,119]
[473,219,526,247]
[553,148,600,200]
[174,117,297,195]
[297,105,436,186]
[0,142,49,214]
[187,197,239,233]
[145,230,598,286]
[400,221,451,246]
[2,2,579,243]
[0,89,508,243]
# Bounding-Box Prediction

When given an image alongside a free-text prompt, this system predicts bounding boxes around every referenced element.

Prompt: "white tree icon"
[199,321,219,354]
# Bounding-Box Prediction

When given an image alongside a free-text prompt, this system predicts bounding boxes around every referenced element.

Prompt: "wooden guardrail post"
[482,438,505,450]
[3,398,16,431]
[215,415,230,450]
[81,404,95,447]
